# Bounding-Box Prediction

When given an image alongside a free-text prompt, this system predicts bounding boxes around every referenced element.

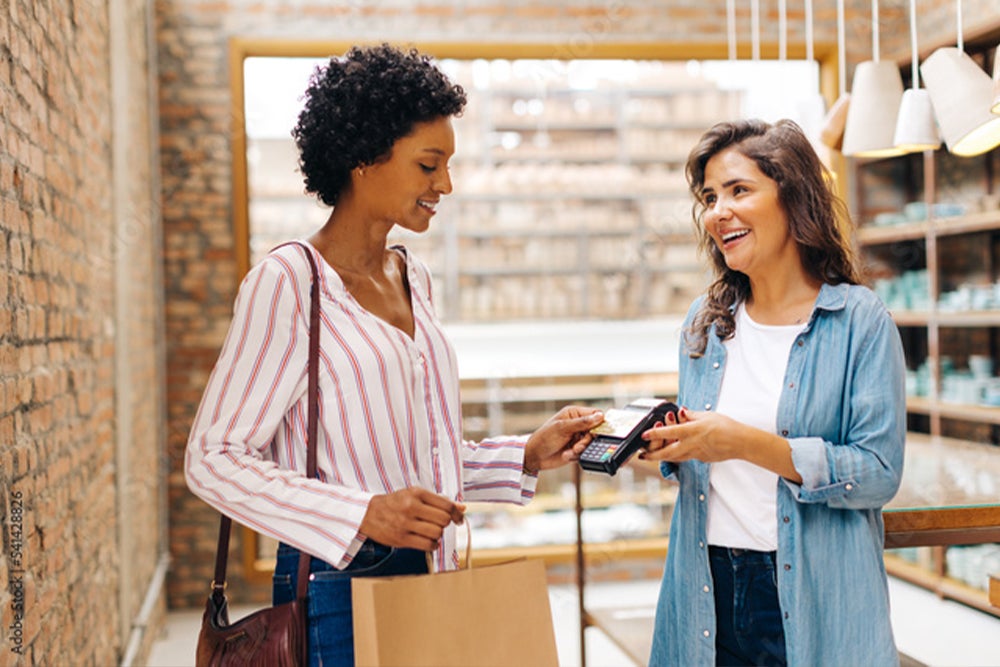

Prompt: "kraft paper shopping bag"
[352,557,559,667]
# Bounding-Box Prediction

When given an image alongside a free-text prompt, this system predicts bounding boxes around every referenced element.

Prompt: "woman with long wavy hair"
[642,119,905,667]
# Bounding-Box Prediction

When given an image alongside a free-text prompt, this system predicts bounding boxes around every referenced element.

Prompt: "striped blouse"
[185,241,537,571]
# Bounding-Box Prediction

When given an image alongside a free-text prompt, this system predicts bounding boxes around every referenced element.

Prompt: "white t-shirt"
[706,304,806,551]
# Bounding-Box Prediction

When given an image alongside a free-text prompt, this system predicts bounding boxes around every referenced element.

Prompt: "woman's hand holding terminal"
[640,407,802,482]
[639,407,740,463]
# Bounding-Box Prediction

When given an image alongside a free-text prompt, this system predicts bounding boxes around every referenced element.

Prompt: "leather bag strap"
[211,241,321,604]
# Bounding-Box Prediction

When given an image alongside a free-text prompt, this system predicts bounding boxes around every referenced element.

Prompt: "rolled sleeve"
[784,436,861,502]
[659,461,680,481]
[462,434,537,504]
[786,436,831,493]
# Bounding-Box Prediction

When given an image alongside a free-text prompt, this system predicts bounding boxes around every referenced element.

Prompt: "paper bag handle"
[425,520,473,573]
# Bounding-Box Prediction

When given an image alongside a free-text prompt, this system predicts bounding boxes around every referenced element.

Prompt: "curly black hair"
[292,43,467,207]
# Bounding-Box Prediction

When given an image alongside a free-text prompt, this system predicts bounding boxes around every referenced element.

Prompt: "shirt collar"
[814,282,850,312]
[725,282,850,317]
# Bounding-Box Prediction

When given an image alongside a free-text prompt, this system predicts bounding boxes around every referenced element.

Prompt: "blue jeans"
[272,541,428,667]
[708,546,787,667]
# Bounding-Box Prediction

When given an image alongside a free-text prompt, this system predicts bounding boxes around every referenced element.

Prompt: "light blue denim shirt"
[649,283,906,667]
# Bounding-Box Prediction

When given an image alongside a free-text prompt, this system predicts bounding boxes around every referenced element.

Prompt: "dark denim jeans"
[709,545,788,667]
[273,541,427,667]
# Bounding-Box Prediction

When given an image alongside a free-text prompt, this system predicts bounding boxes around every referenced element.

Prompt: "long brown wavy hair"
[684,119,861,357]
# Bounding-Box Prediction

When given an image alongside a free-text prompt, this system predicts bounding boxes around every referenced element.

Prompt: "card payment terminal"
[578,398,679,475]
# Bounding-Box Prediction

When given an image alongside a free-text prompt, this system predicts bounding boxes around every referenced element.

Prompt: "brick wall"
[159,0,1000,607]
[1,0,164,664]
[0,0,994,659]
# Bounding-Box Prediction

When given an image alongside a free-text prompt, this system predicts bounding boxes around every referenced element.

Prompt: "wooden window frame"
[228,38,838,584]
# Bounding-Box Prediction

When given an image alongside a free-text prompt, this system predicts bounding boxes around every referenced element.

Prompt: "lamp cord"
[726,0,736,61]
[837,0,846,96]
[955,0,963,52]
[805,0,814,64]
[909,0,919,88]
[778,0,787,62]
[871,0,880,63]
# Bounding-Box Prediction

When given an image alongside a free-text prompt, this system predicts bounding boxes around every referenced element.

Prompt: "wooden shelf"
[884,553,1000,619]
[470,537,668,568]
[906,397,1000,424]
[933,401,1000,424]
[936,310,1000,327]
[905,396,933,415]
[889,310,1000,328]
[933,210,1000,237]
[857,221,929,245]
[892,310,932,326]
[856,211,1000,246]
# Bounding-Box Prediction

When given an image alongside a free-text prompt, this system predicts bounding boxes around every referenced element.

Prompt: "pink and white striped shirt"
[185,242,537,570]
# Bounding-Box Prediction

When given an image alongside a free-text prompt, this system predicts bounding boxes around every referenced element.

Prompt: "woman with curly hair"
[641,119,906,666]
[185,43,603,666]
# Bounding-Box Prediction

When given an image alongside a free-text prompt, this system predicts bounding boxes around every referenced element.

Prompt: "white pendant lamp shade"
[842,60,905,157]
[921,47,1000,156]
[894,88,941,152]
[893,0,941,153]
[820,93,850,150]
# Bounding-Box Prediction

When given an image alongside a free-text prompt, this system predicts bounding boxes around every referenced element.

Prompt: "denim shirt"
[648,283,906,667]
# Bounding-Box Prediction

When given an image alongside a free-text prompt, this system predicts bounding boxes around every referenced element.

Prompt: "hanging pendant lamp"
[893,0,941,153]
[820,0,850,150]
[842,0,905,158]
[920,0,1000,156]
[799,0,828,144]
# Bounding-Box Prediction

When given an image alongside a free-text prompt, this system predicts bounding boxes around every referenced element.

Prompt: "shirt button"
[781,429,789,436]
[699,541,705,548]
[704,403,712,410]
[797,339,804,347]
[703,630,710,638]
[788,383,795,389]
[703,585,710,593]
[713,362,720,369]
[784,564,791,571]
[783,516,790,523]
[698,494,705,501]
[845,483,853,491]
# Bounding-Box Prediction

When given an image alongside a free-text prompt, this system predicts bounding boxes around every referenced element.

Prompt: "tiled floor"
[148,576,1000,666]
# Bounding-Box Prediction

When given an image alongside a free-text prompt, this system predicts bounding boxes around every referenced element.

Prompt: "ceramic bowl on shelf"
[873,211,906,226]
[904,201,927,221]
[933,202,967,218]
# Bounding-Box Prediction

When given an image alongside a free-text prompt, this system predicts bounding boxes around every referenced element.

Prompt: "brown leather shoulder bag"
[195,242,321,667]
